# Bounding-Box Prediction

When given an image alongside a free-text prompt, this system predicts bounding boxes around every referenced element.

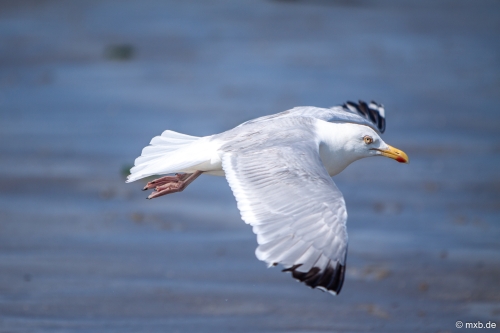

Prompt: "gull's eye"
[363,135,373,144]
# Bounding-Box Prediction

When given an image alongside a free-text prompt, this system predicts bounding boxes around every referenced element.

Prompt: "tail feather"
[159,130,199,141]
[150,136,195,146]
[138,143,190,160]
[127,130,207,183]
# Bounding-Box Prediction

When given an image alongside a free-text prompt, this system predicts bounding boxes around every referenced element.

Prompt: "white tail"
[127,130,207,183]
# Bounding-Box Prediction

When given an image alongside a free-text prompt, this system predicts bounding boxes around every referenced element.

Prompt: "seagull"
[127,100,409,295]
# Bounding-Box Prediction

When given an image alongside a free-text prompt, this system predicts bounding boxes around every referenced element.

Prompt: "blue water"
[0,1,499,332]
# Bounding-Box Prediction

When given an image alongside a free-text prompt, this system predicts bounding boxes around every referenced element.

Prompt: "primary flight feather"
[127,100,409,295]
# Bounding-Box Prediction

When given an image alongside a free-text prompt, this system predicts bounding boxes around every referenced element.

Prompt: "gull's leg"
[143,173,190,191]
[147,171,203,200]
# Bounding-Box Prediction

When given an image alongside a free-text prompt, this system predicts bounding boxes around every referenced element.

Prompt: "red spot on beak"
[396,156,407,163]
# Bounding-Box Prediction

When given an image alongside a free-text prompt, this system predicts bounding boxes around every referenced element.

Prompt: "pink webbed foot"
[145,171,202,200]
[142,173,190,191]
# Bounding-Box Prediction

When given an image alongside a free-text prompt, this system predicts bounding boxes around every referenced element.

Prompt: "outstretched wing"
[239,100,386,134]
[221,135,348,295]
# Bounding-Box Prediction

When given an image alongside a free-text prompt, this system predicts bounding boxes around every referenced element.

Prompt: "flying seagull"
[127,100,409,295]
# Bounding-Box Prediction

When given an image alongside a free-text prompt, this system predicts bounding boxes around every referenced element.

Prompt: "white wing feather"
[219,120,348,294]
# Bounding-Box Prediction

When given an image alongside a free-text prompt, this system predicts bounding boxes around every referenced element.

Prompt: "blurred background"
[0,1,499,332]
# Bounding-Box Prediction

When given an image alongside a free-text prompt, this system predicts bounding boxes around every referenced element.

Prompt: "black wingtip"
[283,262,346,295]
[343,100,386,134]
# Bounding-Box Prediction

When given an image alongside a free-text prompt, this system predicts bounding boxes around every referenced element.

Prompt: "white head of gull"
[127,100,409,295]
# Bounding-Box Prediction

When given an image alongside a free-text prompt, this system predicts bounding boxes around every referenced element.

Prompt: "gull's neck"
[315,120,367,176]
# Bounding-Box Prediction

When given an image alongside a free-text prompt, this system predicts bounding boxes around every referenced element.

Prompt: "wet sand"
[0,1,499,332]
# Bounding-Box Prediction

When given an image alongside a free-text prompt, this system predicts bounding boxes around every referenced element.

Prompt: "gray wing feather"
[220,121,348,294]
[239,101,386,134]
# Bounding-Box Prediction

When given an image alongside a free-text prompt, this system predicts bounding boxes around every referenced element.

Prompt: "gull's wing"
[220,121,348,294]
[342,100,386,133]
[240,100,386,134]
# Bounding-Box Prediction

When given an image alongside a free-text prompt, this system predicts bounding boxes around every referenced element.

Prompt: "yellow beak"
[377,145,409,164]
